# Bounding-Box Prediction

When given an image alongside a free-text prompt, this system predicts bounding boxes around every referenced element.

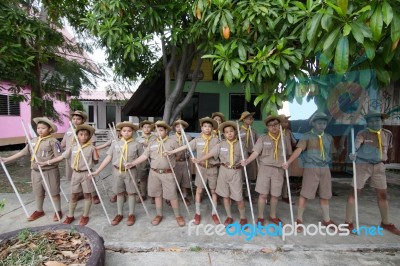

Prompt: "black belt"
[74,169,92,173]
[33,168,55,172]
[221,163,242,170]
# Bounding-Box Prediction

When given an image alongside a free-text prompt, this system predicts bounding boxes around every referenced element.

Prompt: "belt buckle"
[158,169,163,174]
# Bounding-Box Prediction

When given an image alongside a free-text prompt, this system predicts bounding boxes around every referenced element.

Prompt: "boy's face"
[175,124,182,134]
[156,126,168,138]
[213,116,222,125]
[243,116,254,126]
[121,126,133,139]
[223,126,236,141]
[366,117,382,131]
[37,123,51,137]
[201,122,213,135]
[77,130,90,144]
[72,115,84,126]
[281,118,289,129]
[142,124,152,134]
[312,119,327,133]
[267,119,280,135]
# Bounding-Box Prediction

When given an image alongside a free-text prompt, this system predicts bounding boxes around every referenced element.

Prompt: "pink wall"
[0,81,71,140]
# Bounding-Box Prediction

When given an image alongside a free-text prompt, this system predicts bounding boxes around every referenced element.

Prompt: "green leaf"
[338,0,348,16]
[325,2,343,16]
[343,23,351,36]
[363,40,376,60]
[323,27,340,51]
[391,13,400,42]
[245,83,251,102]
[321,13,332,31]
[307,13,323,42]
[334,36,349,74]
[254,93,266,106]
[350,22,364,43]
[370,5,383,41]
[382,1,393,26]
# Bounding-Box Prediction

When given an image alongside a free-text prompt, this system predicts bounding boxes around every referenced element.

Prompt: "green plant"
[189,245,202,252]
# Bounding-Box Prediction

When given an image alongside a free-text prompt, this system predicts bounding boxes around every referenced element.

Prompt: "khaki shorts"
[242,158,257,181]
[112,168,138,195]
[255,165,284,197]
[195,165,218,190]
[71,171,95,194]
[148,169,178,200]
[175,161,191,189]
[31,168,60,197]
[216,167,243,201]
[300,167,332,200]
[354,163,387,189]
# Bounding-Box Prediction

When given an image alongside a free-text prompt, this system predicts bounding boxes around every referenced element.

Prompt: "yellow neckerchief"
[31,135,51,161]
[311,129,325,161]
[73,142,91,170]
[268,132,281,161]
[119,138,133,173]
[157,136,168,155]
[201,133,213,168]
[241,124,251,148]
[175,132,182,145]
[143,134,152,145]
[226,139,238,167]
[367,128,382,159]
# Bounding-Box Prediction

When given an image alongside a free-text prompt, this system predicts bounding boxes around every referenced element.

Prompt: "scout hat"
[75,124,95,139]
[264,115,283,126]
[239,111,255,121]
[278,114,291,120]
[139,120,155,130]
[199,116,218,130]
[71,110,88,122]
[211,112,226,123]
[154,120,171,131]
[364,111,389,121]
[173,119,189,129]
[218,121,237,132]
[309,112,332,125]
[116,121,139,131]
[33,117,58,133]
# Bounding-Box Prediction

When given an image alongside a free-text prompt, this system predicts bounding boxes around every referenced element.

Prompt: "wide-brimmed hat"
[278,114,291,120]
[75,124,95,139]
[218,121,237,132]
[33,117,58,133]
[239,111,255,121]
[173,119,189,129]
[139,120,155,130]
[116,121,139,131]
[264,115,283,126]
[364,111,389,121]
[211,112,226,122]
[199,117,218,130]
[309,112,332,124]
[71,110,88,122]
[154,120,171,131]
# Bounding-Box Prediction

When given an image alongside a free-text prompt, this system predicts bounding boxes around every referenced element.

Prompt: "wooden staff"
[236,121,255,225]
[21,120,61,222]
[69,121,111,225]
[351,127,360,233]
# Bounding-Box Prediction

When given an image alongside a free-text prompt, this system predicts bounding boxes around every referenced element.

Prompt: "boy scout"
[125,121,185,227]
[169,119,193,205]
[242,115,291,225]
[283,112,336,229]
[211,112,225,140]
[166,117,220,225]
[0,117,63,221]
[91,121,140,226]
[194,121,247,226]
[345,111,400,235]
[41,125,98,226]
[61,111,100,204]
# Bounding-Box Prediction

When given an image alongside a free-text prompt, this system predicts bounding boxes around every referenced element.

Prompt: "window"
[88,105,94,123]
[0,94,20,116]
[229,94,262,120]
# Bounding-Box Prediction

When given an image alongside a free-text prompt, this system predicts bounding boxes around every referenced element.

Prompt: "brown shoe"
[193,213,201,225]
[224,217,234,227]
[151,215,163,226]
[126,214,136,226]
[269,216,285,226]
[176,216,185,227]
[257,218,265,226]
[322,219,337,228]
[345,222,355,234]
[110,195,117,203]
[27,211,45,221]
[53,211,63,222]
[239,218,248,226]
[92,195,100,205]
[62,216,75,224]
[212,214,220,225]
[381,222,400,235]
[296,219,304,233]
[282,197,294,205]
[79,216,89,226]
[111,214,123,226]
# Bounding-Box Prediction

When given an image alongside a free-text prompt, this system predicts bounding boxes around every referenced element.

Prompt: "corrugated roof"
[76,90,132,101]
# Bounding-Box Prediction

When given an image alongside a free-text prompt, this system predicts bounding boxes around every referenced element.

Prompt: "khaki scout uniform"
[106,139,140,195]
[296,130,335,200]
[354,129,392,189]
[170,133,193,189]
[136,134,156,195]
[209,140,246,201]
[189,134,220,189]
[239,125,258,180]
[62,143,97,194]
[61,128,97,181]
[143,137,179,200]
[253,134,292,197]
[21,136,62,197]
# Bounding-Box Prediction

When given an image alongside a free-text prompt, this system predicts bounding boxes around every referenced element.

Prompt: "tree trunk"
[30,60,44,128]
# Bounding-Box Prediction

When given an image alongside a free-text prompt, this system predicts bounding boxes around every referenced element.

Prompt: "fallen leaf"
[61,251,79,259]
[71,239,82,246]
[44,261,68,266]
[261,248,274,254]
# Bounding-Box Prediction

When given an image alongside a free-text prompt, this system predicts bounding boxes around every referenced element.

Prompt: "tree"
[0,0,96,124]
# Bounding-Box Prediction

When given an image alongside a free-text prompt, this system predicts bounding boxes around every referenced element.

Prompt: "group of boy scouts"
[1,109,399,236]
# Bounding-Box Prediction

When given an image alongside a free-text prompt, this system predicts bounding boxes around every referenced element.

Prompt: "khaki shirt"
[296,130,335,167]
[62,143,97,170]
[143,137,179,169]
[239,126,257,153]
[21,137,62,170]
[170,133,193,160]
[189,134,220,165]
[136,134,156,170]
[106,139,140,168]
[253,134,292,167]
[356,128,392,163]
[209,140,246,166]
[61,127,97,149]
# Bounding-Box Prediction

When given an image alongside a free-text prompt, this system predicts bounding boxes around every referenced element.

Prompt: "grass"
[189,245,202,252]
